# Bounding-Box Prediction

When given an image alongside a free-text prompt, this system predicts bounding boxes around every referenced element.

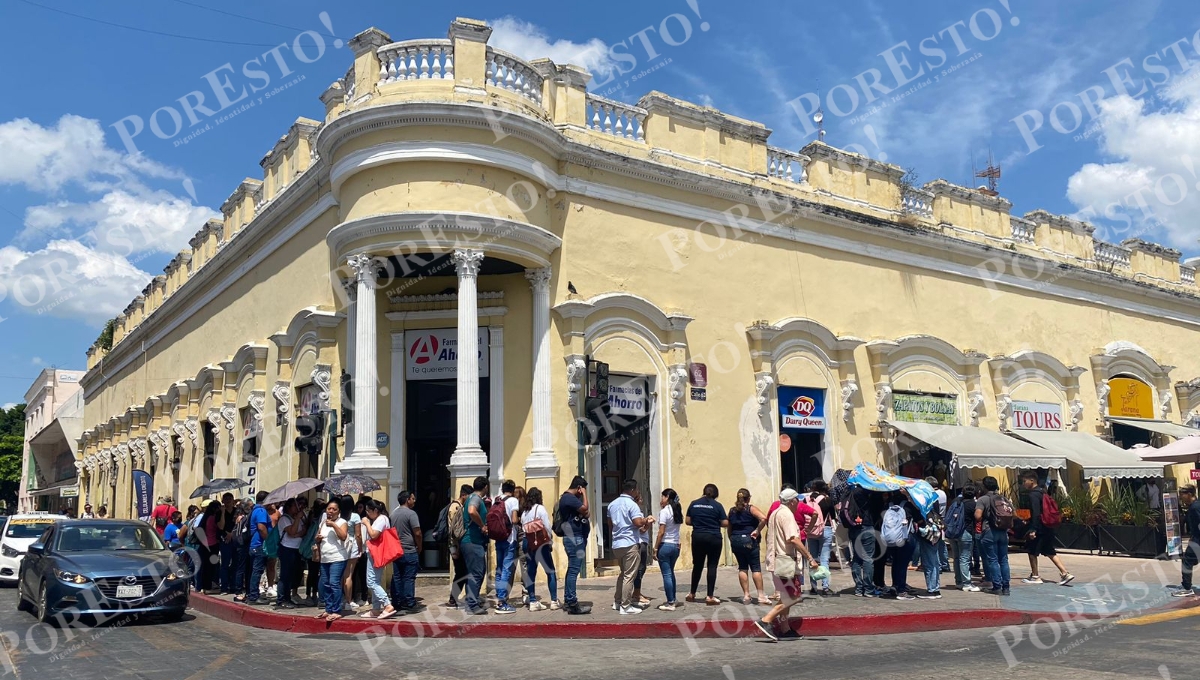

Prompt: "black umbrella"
[829,468,853,503]
[262,478,323,506]
[189,478,249,499]
[322,474,381,497]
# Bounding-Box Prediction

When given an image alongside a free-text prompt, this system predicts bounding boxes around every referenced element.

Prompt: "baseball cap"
[570,475,588,489]
[779,488,800,502]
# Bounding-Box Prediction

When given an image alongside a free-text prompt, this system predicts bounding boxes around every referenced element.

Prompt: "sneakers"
[444,600,459,609]
[988,587,1003,596]
[565,603,591,615]
[1059,573,1076,586]
[619,605,643,615]
[753,618,778,641]
[777,629,803,641]
[1172,588,1195,597]
[549,601,561,610]
[962,584,982,592]
[916,591,942,600]
[658,603,676,612]
[528,601,547,612]
[862,589,881,598]
[895,592,916,601]
[1022,576,1044,584]
[1001,588,1011,596]
[495,604,517,615]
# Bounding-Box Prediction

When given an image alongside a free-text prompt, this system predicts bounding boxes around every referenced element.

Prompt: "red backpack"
[1041,492,1062,529]
[486,496,512,541]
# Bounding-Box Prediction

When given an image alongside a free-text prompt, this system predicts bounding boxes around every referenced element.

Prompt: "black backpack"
[235,514,252,548]
[552,502,565,537]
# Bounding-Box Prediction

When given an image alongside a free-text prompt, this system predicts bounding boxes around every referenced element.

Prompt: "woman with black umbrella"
[196,500,223,593]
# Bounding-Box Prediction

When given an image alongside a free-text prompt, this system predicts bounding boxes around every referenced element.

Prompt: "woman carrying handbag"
[519,488,559,611]
[361,499,398,619]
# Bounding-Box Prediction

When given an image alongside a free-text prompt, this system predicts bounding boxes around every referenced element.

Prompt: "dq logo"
[790,396,816,417]
[409,335,440,365]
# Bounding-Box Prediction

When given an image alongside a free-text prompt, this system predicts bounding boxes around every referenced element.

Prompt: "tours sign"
[405,328,490,381]
[777,386,826,431]
[1010,401,1063,431]
[892,392,957,425]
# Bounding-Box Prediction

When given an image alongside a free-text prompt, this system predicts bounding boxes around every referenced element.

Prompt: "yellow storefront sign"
[1107,377,1155,419]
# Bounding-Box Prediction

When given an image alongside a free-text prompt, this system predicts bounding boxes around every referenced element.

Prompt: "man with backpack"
[445,485,470,608]
[1020,472,1075,586]
[944,486,981,592]
[974,476,1012,596]
[843,484,882,597]
[487,480,521,614]
[460,476,491,615]
[880,492,918,599]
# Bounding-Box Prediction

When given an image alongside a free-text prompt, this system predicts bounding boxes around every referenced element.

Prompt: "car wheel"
[16,586,32,612]
[35,581,54,625]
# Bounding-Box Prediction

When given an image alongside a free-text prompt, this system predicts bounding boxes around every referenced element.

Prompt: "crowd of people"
[147,469,1200,642]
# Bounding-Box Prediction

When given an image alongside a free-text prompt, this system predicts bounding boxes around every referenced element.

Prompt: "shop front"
[597,374,652,554]
[889,392,957,485]
[777,386,827,490]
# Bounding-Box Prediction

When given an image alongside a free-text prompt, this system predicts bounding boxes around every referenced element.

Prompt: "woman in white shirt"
[339,494,363,611]
[654,489,684,611]
[314,498,351,621]
[360,499,397,619]
[519,488,559,611]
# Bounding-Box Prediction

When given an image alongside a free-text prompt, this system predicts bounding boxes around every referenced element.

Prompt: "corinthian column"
[450,249,488,471]
[339,254,388,473]
[525,267,558,477]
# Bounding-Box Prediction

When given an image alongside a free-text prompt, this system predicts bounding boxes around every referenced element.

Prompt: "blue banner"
[132,470,153,522]
[777,386,827,431]
[847,462,939,518]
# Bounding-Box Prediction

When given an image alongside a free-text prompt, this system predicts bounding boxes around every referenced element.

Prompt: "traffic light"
[341,371,354,426]
[581,359,611,445]
[294,413,325,455]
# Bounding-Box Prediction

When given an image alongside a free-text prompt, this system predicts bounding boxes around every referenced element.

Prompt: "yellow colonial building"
[78,19,1200,566]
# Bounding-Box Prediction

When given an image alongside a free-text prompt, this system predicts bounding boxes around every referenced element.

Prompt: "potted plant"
[1096,488,1162,557]
[1055,485,1098,552]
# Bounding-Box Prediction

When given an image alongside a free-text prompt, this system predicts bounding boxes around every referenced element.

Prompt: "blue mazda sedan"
[16,519,189,624]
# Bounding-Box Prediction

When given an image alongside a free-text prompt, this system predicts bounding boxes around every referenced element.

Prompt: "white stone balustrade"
[378,40,454,82]
[485,48,543,105]
[767,147,809,183]
[1093,240,1132,268]
[1010,217,1036,244]
[901,187,934,218]
[586,94,647,142]
[1182,265,1195,286]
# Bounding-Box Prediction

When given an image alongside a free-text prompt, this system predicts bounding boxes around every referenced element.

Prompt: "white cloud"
[2,403,16,411]
[487,17,617,84]
[0,115,181,193]
[1066,77,1200,251]
[21,189,216,256]
[31,357,42,366]
[0,240,151,326]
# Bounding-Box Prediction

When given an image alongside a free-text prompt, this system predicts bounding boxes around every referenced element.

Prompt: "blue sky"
[1,0,1199,406]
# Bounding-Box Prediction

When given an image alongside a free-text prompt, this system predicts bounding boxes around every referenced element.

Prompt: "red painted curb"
[189,592,1184,639]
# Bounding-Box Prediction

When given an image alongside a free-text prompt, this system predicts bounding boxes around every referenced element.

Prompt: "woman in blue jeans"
[654,489,684,611]
[805,482,836,596]
[519,488,559,610]
[314,498,351,621]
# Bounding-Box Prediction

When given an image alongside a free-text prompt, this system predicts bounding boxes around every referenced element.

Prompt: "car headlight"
[53,569,91,585]
[1,545,21,558]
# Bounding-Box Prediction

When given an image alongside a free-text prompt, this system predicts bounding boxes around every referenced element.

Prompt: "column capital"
[525,267,552,291]
[452,249,485,278]
[346,254,378,284]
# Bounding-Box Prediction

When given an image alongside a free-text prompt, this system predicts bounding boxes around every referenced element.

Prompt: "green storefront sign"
[892,392,958,424]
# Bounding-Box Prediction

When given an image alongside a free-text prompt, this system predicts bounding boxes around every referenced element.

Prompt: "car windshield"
[55,525,165,552]
[5,519,55,539]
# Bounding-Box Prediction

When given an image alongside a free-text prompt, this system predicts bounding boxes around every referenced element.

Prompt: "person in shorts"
[1020,472,1074,586]
[754,488,820,641]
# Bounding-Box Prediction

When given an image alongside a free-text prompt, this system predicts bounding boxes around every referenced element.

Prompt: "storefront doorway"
[405,378,490,528]
[596,374,652,554]
[777,386,827,488]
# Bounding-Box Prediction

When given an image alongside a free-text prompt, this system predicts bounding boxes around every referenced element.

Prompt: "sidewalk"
[189,553,1198,638]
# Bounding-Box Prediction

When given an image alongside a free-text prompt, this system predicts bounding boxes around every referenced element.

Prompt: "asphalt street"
[0,587,1192,680]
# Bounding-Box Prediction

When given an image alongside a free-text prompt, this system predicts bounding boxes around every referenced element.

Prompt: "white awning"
[1011,429,1164,479]
[887,420,1067,469]
[1108,417,1200,440]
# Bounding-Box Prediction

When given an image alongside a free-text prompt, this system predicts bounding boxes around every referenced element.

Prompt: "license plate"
[115,585,143,598]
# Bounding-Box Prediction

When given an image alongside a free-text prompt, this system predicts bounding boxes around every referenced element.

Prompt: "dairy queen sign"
[778,386,826,431]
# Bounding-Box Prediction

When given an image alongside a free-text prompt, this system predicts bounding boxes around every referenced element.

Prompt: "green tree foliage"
[0,404,25,509]
[97,319,116,351]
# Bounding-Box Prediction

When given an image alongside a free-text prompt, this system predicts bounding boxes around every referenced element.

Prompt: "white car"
[0,513,68,583]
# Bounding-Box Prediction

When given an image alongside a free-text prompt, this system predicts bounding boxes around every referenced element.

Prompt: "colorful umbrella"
[829,468,853,503]
[322,474,381,497]
[189,478,249,499]
[262,478,323,505]
[846,462,938,517]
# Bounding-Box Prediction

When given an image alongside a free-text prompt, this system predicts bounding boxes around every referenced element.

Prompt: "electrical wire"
[13,0,285,47]
[163,0,348,42]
